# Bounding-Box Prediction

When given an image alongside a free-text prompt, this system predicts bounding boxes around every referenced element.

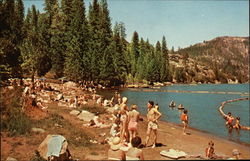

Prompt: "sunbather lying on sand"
[83,116,111,128]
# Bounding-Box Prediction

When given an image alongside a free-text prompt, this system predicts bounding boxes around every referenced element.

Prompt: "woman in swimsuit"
[120,109,128,143]
[126,136,144,160]
[128,105,140,143]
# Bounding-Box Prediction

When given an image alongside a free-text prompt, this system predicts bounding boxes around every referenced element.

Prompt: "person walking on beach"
[128,104,140,143]
[145,101,162,148]
[180,109,189,135]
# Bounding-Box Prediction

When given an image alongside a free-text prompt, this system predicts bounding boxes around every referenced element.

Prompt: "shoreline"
[157,117,250,147]
[137,115,250,160]
[139,114,250,147]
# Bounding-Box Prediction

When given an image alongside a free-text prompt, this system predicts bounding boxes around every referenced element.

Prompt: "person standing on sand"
[120,109,129,143]
[180,109,189,135]
[120,97,129,111]
[119,97,129,142]
[145,100,162,148]
[128,104,140,143]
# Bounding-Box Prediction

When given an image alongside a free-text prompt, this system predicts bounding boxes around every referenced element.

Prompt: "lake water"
[98,84,250,144]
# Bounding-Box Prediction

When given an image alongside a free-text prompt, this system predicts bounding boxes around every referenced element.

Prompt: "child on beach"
[205,141,215,159]
[180,109,188,135]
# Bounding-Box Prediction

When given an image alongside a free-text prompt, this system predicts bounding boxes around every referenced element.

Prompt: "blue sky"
[24,0,249,50]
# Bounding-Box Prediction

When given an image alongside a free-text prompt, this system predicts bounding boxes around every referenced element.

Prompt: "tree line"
[1,0,172,86]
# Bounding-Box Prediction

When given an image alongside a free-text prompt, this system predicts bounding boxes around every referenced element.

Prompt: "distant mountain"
[171,36,249,83]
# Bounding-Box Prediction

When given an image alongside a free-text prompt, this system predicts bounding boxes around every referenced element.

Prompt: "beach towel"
[160,149,187,159]
[47,135,66,157]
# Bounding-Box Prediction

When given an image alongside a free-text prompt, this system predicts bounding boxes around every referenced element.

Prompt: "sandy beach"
[1,98,250,160]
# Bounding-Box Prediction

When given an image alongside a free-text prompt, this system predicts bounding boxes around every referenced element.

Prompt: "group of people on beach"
[105,90,167,160]
[106,91,194,160]
[6,79,245,160]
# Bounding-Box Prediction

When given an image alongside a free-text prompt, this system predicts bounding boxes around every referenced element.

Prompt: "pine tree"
[64,0,90,81]
[14,0,24,45]
[99,0,117,84]
[44,0,57,25]
[50,1,66,77]
[61,0,73,42]
[130,31,140,78]
[112,22,127,85]
[31,5,38,30]
[0,0,22,82]
[88,0,102,81]
[160,36,169,82]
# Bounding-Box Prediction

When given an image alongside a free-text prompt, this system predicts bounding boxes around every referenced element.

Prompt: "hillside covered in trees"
[1,0,249,87]
[175,36,249,83]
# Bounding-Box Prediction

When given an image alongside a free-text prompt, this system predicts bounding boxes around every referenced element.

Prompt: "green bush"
[1,87,33,136]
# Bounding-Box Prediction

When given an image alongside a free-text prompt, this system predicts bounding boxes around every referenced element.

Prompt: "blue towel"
[47,135,66,157]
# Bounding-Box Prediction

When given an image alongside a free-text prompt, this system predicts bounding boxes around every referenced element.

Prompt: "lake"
[98,84,250,144]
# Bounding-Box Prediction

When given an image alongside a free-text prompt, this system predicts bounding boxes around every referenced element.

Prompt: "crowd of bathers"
[4,78,245,160]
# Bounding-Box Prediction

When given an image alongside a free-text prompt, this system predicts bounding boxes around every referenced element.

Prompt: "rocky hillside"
[172,36,249,83]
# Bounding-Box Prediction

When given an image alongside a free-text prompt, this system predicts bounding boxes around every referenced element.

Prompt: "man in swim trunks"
[145,100,162,148]
[225,112,234,133]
